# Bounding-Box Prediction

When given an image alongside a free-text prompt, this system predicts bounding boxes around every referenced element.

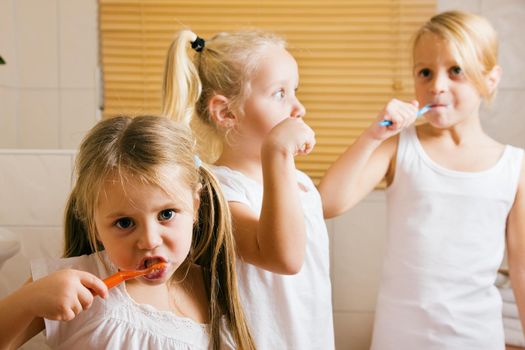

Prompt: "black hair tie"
[191,37,205,52]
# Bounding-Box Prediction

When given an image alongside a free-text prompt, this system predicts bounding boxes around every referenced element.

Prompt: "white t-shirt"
[371,126,524,350]
[210,165,334,350]
[31,251,235,350]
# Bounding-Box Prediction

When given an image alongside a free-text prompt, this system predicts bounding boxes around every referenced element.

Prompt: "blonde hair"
[413,11,499,101]
[161,29,285,162]
[64,116,255,350]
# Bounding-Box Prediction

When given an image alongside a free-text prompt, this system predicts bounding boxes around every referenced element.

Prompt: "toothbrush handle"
[103,271,143,289]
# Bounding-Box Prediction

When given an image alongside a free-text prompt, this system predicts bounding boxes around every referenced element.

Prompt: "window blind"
[100,0,436,183]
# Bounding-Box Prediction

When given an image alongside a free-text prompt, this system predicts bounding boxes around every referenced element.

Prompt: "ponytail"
[161,30,202,125]
[192,165,255,350]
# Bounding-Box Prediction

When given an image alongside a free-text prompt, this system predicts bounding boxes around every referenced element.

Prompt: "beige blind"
[100,0,436,183]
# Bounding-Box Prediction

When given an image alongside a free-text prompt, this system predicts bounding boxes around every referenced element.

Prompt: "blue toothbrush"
[378,104,432,127]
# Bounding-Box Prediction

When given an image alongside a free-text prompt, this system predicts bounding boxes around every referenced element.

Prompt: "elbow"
[271,254,304,275]
[323,202,353,219]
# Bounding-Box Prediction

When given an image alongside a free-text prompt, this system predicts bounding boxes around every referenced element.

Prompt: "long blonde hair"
[161,29,285,162]
[413,10,499,101]
[64,116,255,350]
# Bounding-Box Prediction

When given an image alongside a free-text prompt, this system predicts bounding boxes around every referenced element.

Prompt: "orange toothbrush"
[103,262,168,289]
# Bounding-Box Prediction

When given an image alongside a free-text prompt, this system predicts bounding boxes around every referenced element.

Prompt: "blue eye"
[450,66,462,76]
[418,68,431,78]
[158,209,175,221]
[273,89,285,99]
[115,217,134,229]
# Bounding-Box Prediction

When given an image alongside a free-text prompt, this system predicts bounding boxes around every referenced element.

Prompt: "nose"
[430,70,449,95]
[137,222,163,250]
[291,97,306,119]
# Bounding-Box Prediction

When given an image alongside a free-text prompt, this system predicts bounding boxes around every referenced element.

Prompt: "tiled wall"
[0,0,99,150]
[0,1,524,349]
[0,150,75,350]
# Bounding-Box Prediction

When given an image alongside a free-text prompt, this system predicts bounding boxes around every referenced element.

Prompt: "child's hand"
[366,99,419,141]
[263,117,316,157]
[23,269,108,321]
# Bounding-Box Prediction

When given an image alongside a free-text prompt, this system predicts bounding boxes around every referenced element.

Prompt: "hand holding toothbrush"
[366,99,426,142]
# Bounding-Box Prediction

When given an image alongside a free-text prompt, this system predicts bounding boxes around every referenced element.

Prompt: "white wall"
[0,0,100,150]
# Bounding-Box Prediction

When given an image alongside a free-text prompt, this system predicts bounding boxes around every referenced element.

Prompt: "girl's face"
[234,45,306,150]
[94,169,197,285]
[413,32,483,129]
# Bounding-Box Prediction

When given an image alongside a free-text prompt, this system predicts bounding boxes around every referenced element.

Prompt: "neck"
[215,142,264,183]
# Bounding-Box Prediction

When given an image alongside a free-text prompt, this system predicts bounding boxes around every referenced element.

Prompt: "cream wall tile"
[331,191,387,312]
[0,153,72,226]
[481,90,525,148]
[334,311,375,350]
[14,0,59,88]
[482,0,525,89]
[437,0,482,13]
[0,87,18,147]
[58,0,98,88]
[60,89,98,149]
[0,226,63,297]
[18,89,60,148]
[0,0,18,87]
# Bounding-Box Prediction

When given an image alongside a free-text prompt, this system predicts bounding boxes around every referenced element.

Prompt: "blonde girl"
[319,11,525,349]
[0,116,255,350]
[162,30,334,349]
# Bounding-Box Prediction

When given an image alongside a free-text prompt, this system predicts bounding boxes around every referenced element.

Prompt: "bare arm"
[319,99,418,218]
[230,118,314,275]
[507,156,525,334]
[0,270,108,349]
[0,279,45,349]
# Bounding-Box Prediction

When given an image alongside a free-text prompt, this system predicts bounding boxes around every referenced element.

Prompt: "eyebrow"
[104,200,183,220]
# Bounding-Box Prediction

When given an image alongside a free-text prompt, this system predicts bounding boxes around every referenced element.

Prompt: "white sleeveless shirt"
[371,126,523,350]
[31,252,236,349]
[210,165,334,350]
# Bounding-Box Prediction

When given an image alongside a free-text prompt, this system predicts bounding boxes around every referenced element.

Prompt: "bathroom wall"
[0,0,100,150]
[0,150,75,349]
[0,1,524,349]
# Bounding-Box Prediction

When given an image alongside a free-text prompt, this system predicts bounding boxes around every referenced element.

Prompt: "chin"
[424,112,458,129]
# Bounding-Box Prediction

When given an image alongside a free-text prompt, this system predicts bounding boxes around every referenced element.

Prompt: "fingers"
[296,119,316,155]
[266,117,316,156]
[79,271,108,299]
[60,272,105,320]
[383,99,418,130]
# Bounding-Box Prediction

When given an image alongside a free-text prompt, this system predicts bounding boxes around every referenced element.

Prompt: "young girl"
[162,30,333,349]
[0,116,255,350]
[319,11,525,349]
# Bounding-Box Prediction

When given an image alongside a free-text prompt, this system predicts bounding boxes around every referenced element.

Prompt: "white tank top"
[371,126,523,350]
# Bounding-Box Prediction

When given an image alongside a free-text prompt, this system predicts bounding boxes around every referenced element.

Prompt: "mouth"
[138,256,169,280]
[429,103,448,108]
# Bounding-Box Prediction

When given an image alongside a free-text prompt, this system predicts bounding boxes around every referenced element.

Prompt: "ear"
[208,94,237,129]
[486,65,502,95]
